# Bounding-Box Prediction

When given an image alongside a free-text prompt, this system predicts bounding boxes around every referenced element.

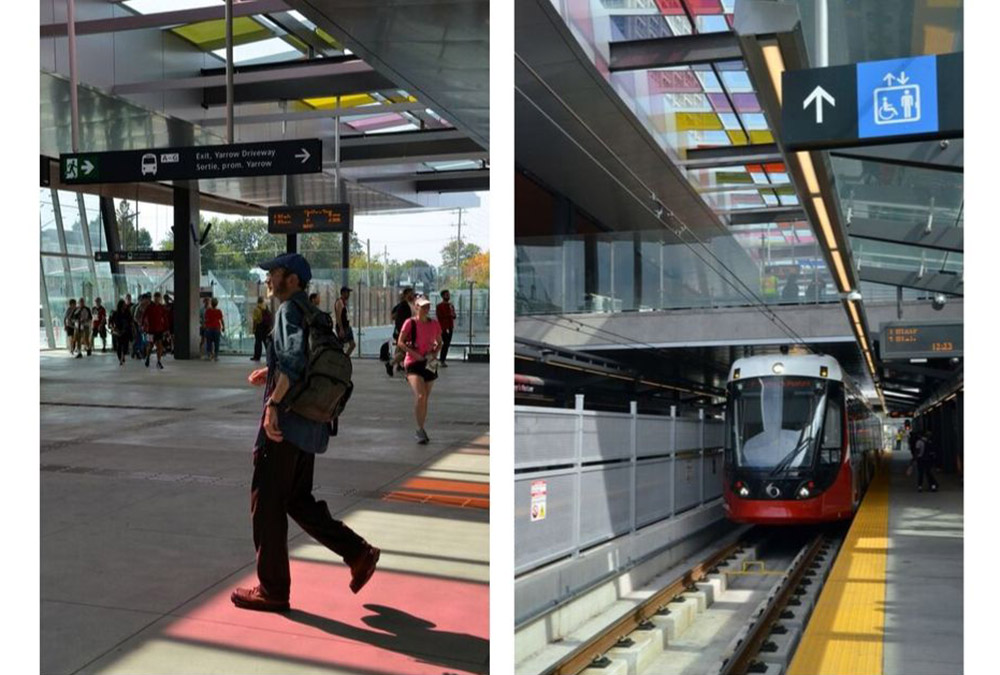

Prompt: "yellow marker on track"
[788,457,890,675]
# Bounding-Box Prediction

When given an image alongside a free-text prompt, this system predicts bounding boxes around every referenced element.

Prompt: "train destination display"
[267,203,352,234]
[61,139,322,185]
[881,320,962,359]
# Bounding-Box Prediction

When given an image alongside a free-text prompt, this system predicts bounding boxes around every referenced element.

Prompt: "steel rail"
[719,534,829,675]
[547,541,743,675]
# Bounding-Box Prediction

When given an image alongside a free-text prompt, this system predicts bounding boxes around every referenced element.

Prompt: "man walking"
[232,253,379,612]
[387,287,415,376]
[435,289,456,367]
[915,431,939,492]
[250,296,269,362]
[64,299,77,355]
[334,286,356,357]
[142,292,169,369]
[92,297,108,353]
[76,298,93,358]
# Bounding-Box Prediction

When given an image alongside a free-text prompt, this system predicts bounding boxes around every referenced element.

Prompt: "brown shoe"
[349,545,380,594]
[230,585,289,612]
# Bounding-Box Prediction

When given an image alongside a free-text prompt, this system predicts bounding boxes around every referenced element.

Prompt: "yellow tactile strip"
[788,457,890,675]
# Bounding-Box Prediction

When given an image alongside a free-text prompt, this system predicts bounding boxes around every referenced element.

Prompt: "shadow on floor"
[285,604,489,674]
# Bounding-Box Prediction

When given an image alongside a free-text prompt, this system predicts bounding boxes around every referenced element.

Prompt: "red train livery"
[722,355,880,524]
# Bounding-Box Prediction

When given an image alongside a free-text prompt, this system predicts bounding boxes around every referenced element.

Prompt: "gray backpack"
[283,297,353,434]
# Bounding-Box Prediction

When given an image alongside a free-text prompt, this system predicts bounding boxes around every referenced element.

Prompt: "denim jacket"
[254,291,330,454]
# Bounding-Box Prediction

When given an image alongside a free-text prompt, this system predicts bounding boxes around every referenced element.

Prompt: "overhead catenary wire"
[514,53,815,350]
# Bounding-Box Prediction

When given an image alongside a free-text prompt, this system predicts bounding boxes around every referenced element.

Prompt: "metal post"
[699,408,706,506]
[630,401,638,536]
[67,0,79,152]
[573,394,585,558]
[468,280,475,352]
[40,259,56,349]
[815,0,829,67]
[670,405,677,516]
[225,0,235,144]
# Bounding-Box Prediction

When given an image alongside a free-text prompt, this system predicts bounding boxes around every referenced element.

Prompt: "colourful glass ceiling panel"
[706,92,761,113]
[648,70,703,94]
[171,16,268,47]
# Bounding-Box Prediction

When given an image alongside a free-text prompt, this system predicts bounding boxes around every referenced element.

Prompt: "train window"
[819,396,842,465]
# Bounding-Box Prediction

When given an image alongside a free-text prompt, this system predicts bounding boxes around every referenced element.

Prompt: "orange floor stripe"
[383,490,489,510]
[788,455,890,675]
[402,477,490,496]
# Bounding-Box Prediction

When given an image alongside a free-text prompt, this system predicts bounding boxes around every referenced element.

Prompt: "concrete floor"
[41,351,489,675]
[883,451,963,675]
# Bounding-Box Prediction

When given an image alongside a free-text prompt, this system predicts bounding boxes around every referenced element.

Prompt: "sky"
[135,191,489,267]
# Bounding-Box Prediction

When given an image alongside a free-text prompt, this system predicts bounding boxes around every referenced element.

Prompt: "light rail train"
[722,354,879,524]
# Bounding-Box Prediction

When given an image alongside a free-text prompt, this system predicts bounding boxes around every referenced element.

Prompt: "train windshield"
[727,377,829,472]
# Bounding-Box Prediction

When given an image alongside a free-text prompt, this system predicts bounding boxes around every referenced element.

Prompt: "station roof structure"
[41,0,489,214]
[515,0,962,413]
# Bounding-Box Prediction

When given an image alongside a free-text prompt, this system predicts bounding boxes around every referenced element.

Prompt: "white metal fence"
[515,396,725,575]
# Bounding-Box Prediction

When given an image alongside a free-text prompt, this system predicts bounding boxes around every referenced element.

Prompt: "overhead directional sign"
[60,139,323,185]
[267,203,352,234]
[95,250,174,263]
[881,320,963,360]
[782,52,961,151]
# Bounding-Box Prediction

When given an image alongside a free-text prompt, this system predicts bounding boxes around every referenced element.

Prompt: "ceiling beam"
[202,69,395,107]
[879,362,957,379]
[847,215,962,253]
[609,32,743,72]
[415,174,490,193]
[727,207,806,225]
[41,0,289,37]
[831,139,962,174]
[859,267,963,296]
[198,100,426,127]
[678,143,782,169]
[338,131,487,167]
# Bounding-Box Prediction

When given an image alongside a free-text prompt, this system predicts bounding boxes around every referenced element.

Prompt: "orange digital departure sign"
[881,321,962,360]
[267,203,352,234]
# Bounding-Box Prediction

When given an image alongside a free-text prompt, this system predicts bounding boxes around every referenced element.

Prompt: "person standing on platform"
[399,296,442,444]
[132,294,149,360]
[251,296,269,362]
[204,298,225,361]
[387,287,415,377]
[75,298,93,358]
[142,292,170,369]
[91,297,107,353]
[915,431,939,492]
[334,286,356,358]
[232,252,379,613]
[198,296,210,359]
[110,299,133,366]
[435,289,456,367]
[64,299,77,355]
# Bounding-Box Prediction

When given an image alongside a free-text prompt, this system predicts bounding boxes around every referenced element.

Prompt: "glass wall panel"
[57,190,88,256]
[40,189,61,255]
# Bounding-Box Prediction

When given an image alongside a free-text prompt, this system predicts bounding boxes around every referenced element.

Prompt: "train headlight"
[797,486,811,499]
[772,362,785,374]
[739,486,750,497]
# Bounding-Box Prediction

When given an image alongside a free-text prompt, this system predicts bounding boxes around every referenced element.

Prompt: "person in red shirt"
[142,291,170,369]
[204,298,225,361]
[91,297,108,353]
[435,289,457,366]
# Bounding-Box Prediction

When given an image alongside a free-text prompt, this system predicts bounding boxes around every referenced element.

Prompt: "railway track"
[540,527,845,675]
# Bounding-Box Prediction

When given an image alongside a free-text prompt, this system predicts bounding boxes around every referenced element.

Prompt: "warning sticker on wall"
[530,480,547,522]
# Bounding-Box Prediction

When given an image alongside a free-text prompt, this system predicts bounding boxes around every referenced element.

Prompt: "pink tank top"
[401,318,442,367]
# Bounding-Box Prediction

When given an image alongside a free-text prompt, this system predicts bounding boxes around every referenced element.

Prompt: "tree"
[115,200,153,250]
[464,251,489,287]
[441,240,482,270]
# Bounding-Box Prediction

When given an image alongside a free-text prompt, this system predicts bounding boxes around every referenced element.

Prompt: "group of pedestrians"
[199,296,226,361]
[65,292,176,368]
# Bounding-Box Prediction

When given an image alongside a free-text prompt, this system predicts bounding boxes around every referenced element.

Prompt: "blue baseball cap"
[259,253,312,285]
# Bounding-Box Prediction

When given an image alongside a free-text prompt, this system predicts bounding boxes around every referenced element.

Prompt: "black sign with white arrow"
[781,53,962,151]
[60,139,323,185]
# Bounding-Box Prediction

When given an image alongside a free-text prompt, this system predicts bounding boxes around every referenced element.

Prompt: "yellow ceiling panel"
[676,112,723,131]
[172,17,268,47]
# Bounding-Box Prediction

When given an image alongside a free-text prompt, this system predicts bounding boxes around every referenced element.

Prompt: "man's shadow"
[285,604,488,674]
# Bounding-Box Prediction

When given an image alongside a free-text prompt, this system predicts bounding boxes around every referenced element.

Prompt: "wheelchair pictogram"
[873,71,920,125]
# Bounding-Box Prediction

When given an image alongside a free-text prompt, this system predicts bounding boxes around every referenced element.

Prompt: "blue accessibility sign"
[856,55,938,140]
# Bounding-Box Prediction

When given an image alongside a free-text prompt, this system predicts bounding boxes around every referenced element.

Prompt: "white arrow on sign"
[803,85,836,124]
[82,160,95,175]
[295,148,311,164]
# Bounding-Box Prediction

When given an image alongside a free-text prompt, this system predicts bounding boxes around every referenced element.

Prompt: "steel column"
[173,182,201,359]
[67,0,79,152]
[225,0,234,144]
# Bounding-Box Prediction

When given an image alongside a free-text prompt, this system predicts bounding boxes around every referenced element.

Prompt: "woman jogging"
[110,299,133,366]
[397,296,442,444]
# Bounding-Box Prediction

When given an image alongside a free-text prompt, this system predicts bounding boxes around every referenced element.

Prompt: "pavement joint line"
[41,597,167,617]
[41,401,197,412]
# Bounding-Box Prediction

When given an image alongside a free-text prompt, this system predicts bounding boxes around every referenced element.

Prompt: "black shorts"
[94,326,107,338]
[149,332,166,343]
[405,362,439,382]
